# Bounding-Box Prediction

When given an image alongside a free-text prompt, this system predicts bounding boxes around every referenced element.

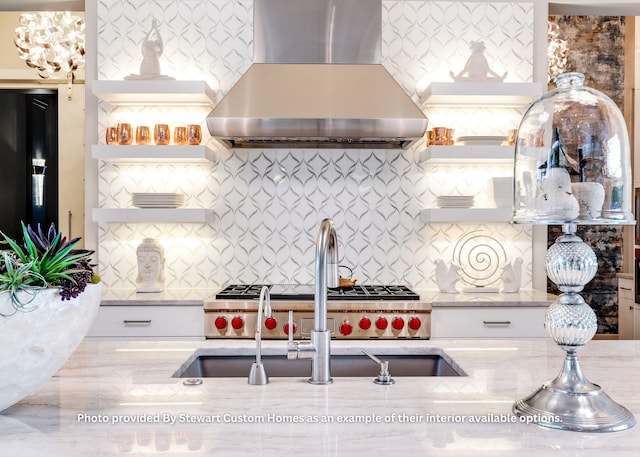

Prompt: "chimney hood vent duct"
[206,0,428,149]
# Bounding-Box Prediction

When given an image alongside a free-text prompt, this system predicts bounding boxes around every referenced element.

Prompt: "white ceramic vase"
[0,283,101,412]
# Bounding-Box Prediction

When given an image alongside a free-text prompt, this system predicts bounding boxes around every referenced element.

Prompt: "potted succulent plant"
[0,223,101,412]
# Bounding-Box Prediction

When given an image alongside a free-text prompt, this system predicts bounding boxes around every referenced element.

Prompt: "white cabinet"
[86,305,203,339]
[431,306,548,338]
[635,304,640,340]
[618,277,635,340]
[421,82,542,223]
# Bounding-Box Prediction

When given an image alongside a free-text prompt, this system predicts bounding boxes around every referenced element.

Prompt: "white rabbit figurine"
[435,259,460,294]
[501,257,523,293]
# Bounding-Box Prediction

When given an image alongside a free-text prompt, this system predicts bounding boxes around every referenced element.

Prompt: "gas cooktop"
[215,284,420,301]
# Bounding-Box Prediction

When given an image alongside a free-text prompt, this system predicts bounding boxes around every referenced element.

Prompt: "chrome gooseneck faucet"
[287,218,339,384]
[248,285,272,385]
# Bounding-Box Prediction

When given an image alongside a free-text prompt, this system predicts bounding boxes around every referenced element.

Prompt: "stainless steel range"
[204,284,430,339]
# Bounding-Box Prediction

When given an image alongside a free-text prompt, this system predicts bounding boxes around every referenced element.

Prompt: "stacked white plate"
[456,136,508,145]
[491,177,513,208]
[436,195,474,208]
[132,192,185,208]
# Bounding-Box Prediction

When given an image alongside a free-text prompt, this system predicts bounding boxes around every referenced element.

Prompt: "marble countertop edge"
[2,338,638,457]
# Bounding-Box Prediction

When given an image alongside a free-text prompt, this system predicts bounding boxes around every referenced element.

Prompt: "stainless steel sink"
[173,347,466,378]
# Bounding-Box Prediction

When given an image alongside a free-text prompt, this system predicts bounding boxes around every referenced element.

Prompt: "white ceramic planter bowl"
[0,283,101,412]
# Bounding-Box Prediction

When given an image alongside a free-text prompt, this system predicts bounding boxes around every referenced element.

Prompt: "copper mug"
[105,126,117,145]
[426,130,435,147]
[116,123,133,145]
[135,126,150,145]
[446,128,455,145]
[187,124,202,145]
[432,127,448,145]
[174,126,187,145]
[154,124,170,145]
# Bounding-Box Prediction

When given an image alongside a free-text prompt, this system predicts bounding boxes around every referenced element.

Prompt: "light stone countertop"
[422,288,555,307]
[100,288,214,306]
[1,338,639,456]
[101,288,554,308]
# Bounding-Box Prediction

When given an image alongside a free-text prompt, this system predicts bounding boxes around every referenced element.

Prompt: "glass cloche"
[513,72,633,224]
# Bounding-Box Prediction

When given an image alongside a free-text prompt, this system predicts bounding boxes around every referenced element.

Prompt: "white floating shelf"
[92,144,215,163]
[424,145,514,162]
[92,208,214,223]
[420,208,513,223]
[92,80,215,105]
[421,82,543,107]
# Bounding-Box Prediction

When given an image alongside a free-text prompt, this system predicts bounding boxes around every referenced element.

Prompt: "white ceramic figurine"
[450,40,508,82]
[136,238,165,293]
[125,19,174,80]
[538,168,580,221]
[501,257,523,293]
[435,259,461,294]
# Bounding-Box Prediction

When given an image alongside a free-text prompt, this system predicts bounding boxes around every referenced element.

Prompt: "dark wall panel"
[547,16,626,334]
[0,90,58,241]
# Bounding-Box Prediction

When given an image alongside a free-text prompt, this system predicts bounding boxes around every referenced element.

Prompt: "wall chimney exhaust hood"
[206,0,429,149]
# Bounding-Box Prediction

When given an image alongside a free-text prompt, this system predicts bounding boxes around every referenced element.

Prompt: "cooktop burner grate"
[215,284,420,301]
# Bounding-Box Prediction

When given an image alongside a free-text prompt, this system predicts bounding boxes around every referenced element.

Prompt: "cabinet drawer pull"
[483,320,511,326]
[620,287,632,291]
[123,320,152,326]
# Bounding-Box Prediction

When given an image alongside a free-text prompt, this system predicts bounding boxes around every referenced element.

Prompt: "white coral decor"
[0,283,100,412]
[538,168,580,220]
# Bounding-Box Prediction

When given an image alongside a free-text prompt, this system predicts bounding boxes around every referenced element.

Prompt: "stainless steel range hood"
[206,0,428,149]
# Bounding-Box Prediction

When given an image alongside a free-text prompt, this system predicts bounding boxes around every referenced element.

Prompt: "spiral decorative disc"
[452,231,507,287]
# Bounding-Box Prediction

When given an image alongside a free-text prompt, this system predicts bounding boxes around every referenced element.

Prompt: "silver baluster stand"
[512,223,635,432]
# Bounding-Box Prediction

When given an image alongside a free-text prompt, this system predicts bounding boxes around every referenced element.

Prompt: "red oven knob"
[264,317,278,330]
[283,321,297,335]
[375,317,388,330]
[359,316,372,330]
[214,316,228,330]
[392,317,405,330]
[408,316,421,330]
[339,321,353,336]
[231,316,244,330]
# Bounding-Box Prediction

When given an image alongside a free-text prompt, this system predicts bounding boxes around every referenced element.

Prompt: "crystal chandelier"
[14,12,85,100]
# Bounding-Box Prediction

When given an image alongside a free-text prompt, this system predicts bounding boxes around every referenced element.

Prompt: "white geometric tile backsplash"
[383,0,535,95]
[95,1,535,291]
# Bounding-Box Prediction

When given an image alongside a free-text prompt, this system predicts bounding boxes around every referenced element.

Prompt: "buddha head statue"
[135,238,165,293]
